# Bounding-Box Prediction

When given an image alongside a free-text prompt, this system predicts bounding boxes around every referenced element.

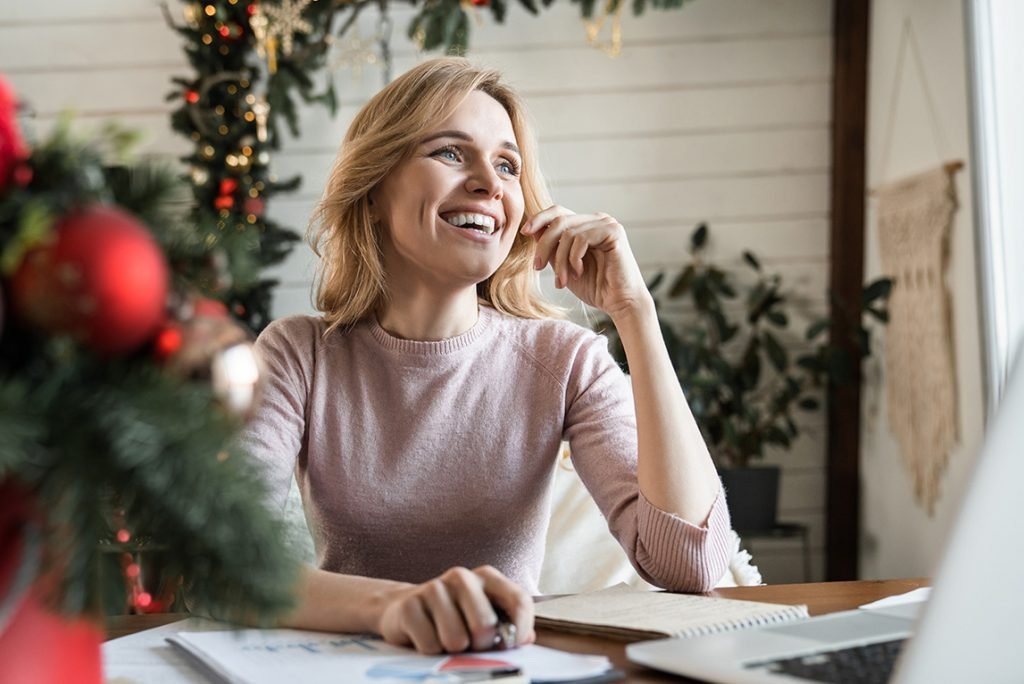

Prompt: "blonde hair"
[308,57,563,333]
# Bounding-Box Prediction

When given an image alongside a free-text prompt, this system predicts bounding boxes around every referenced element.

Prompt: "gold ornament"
[183,3,202,28]
[325,26,378,80]
[262,0,314,58]
[583,0,624,58]
[190,166,210,185]
[251,97,271,143]
[248,5,278,73]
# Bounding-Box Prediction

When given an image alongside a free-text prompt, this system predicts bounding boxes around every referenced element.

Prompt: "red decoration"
[247,2,258,16]
[243,196,265,217]
[0,481,103,684]
[10,205,169,355]
[12,162,32,187]
[193,297,229,318]
[184,89,200,104]
[214,195,235,210]
[153,323,184,360]
[219,178,238,196]
[471,0,489,6]
[0,75,28,193]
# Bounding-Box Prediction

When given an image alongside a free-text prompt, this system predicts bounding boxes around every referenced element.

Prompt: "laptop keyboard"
[747,638,907,684]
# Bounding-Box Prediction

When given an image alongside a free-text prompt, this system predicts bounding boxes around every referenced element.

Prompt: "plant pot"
[720,465,781,533]
[0,482,103,684]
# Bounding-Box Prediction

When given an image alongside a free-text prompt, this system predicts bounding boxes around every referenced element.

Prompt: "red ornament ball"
[243,196,265,217]
[10,205,169,354]
[213,195,234,210]
[218,177,238,196]
[471,0,489,6]
[153,323,184,360]
[184,89,200,104]
[11,162,32,187]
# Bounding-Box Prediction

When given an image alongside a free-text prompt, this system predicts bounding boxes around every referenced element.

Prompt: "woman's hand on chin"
[523,205,652,321]
[377,565,535,655]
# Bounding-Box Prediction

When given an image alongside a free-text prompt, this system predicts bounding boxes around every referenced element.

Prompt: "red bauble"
[0,481,102,684]
[243,196,265,217]
[153,323,184,360]
[10,205,169,354]
[0,75,28,193]
[471,0,489,6]
[218,178,238,196]
[184,89,200,104]
[213,195,234,210]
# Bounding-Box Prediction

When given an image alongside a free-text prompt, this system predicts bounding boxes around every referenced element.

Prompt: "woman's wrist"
[284,566,413,634]
[607,291,657,332]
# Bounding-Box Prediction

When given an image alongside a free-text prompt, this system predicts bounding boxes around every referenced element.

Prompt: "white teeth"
[444,212,497,235]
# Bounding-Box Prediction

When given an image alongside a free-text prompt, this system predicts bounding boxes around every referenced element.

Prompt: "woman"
[241,57,732,655]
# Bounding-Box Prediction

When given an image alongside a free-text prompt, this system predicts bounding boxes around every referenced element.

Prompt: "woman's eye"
[433,146,460,161]
[498,159,521,177]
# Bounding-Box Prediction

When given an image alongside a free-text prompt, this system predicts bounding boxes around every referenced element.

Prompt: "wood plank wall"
[0,0,833,582]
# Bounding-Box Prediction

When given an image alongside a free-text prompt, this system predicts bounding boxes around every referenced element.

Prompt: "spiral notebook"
[534,584,809,641]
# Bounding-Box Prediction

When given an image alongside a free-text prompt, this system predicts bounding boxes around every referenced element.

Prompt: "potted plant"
[599,224,890,532]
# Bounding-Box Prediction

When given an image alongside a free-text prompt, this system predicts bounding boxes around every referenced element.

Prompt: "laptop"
[627,346,1024,684]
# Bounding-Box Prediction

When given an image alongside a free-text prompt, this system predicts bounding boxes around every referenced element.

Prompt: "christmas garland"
[168,0,695,331]
[0,76,297,622]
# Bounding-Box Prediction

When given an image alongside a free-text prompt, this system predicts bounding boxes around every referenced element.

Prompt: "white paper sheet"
[858,588,931,611]
[103,619,612,684]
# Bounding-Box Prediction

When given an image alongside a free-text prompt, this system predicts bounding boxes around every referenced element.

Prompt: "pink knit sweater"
[241,305,733,594]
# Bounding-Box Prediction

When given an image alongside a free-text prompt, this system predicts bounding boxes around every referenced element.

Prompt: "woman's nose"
[465,160,502,199]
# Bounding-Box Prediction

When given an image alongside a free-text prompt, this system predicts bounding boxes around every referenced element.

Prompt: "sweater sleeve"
[236,316,315,511]
[562,332,733,593]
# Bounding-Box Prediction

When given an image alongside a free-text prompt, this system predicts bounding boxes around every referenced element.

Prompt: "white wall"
[860,0,985,579]
[0,0,834,582]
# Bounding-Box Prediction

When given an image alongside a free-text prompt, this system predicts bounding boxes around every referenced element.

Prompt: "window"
[966,0,1024,411]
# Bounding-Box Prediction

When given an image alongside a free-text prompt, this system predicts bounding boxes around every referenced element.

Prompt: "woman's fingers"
[379,566,533,654]
[401,595,443,654]
[443,567,501,651]
[474,565,535,647]
[421,578,472,653]
[552,225,577,287]
[568,234,589,277]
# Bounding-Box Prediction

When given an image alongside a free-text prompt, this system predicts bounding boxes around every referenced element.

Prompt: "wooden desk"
[106,579,928,683]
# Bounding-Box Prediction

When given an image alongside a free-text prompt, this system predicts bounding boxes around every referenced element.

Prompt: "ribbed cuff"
[635,487,733,593]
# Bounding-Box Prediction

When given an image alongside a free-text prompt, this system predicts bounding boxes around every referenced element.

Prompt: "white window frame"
[966,0,1024,414]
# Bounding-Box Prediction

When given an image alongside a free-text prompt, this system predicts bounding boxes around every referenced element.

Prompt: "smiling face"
[372,90,525,292]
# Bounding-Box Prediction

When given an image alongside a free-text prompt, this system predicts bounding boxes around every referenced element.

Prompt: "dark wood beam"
[827,0,870,580]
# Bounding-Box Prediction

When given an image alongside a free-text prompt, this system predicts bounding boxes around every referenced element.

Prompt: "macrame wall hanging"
[873,17,963,515]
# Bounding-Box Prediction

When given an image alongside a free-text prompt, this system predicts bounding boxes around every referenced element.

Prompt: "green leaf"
[645,271,665,292]
[742,250,761,271]
[668,264,696,298]
[806,319,830,341]
[2,200,56,275]
[764,425,791,447]
[798,397,821,411]
[690,222,708,250]
[741,342,761,389]
[863,277,893,304]
[762,331,788,372]
[797,353,825,374]
[865,306,889,323]
[767,310,788,327]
